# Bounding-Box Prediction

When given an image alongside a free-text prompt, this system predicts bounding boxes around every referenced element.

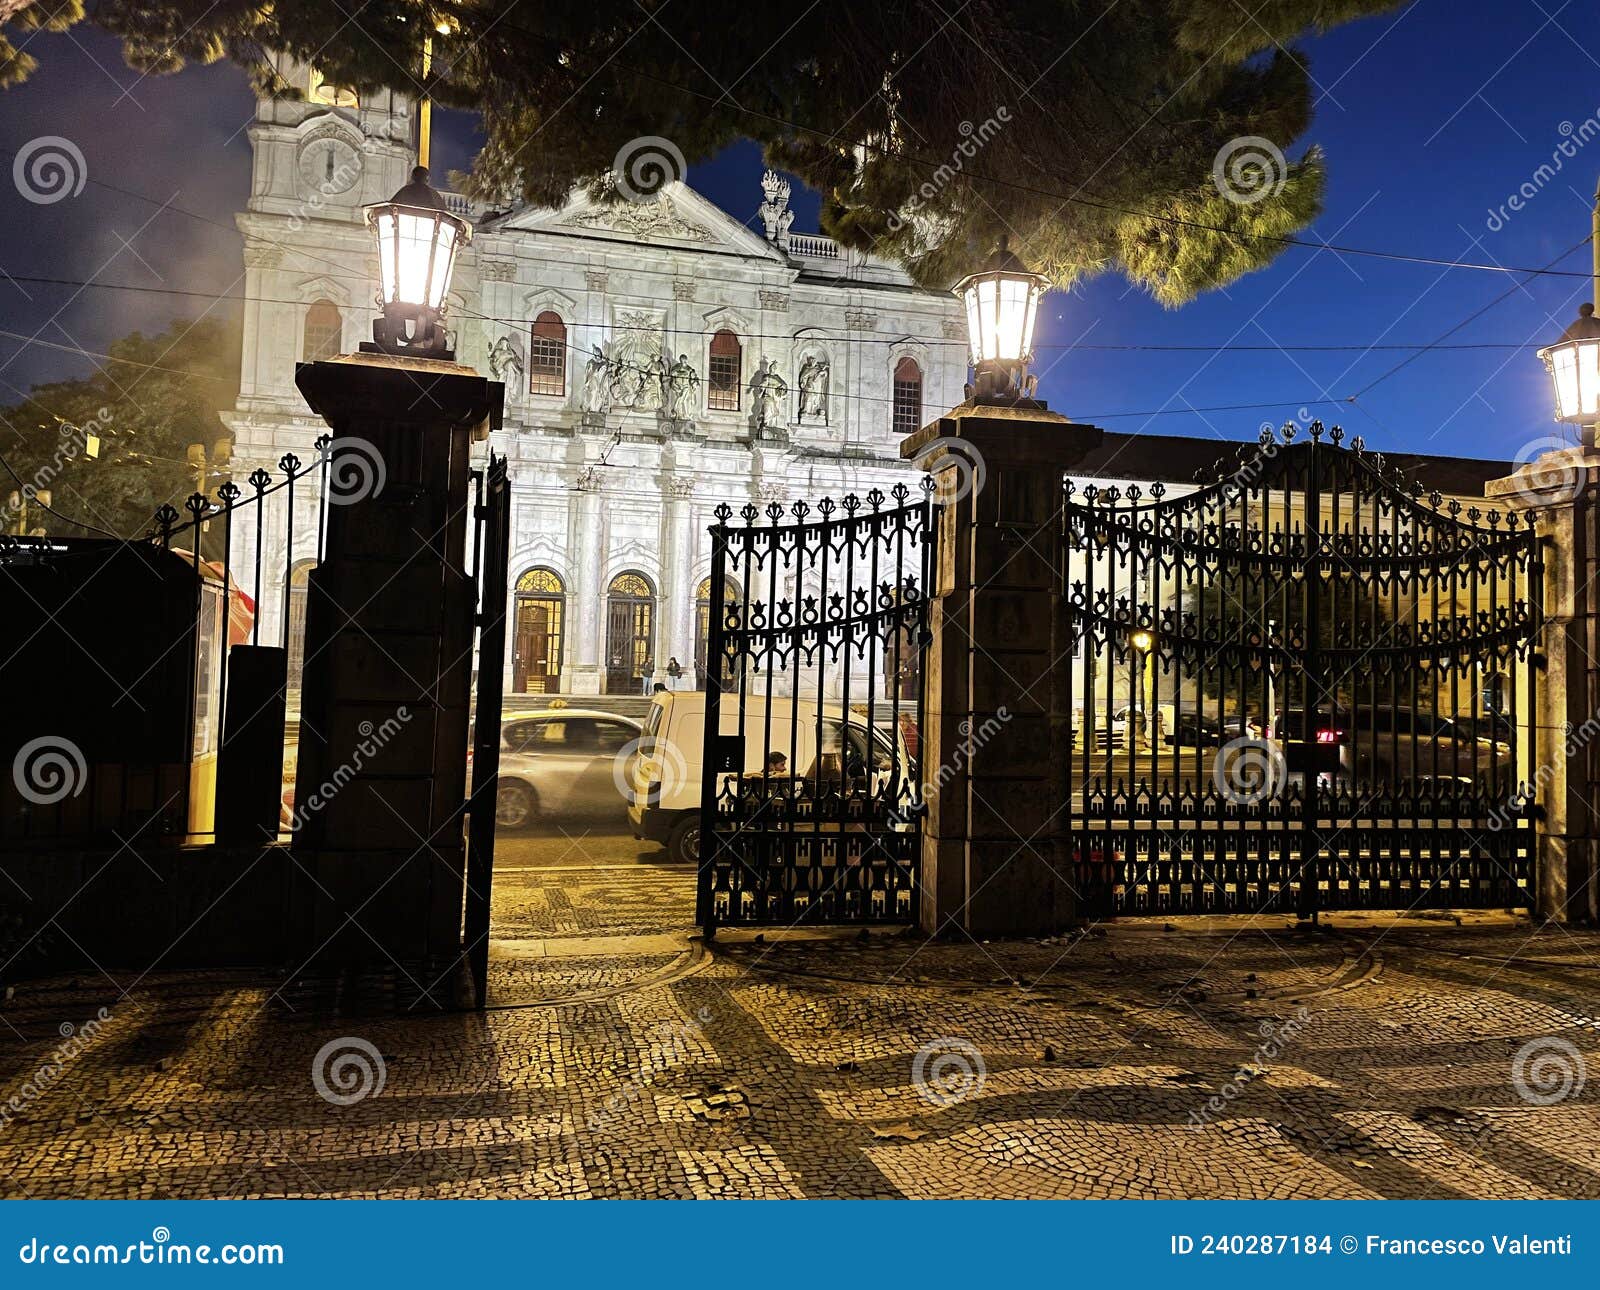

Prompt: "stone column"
[291,353,502,971]
[901,402,1103,938]
[664,476,696,682]
[1488,446,1600,923]
[566,480,605,695]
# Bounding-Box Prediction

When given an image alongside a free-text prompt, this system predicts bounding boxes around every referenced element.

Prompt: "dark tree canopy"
[0,319,239,540]
[5,1,1402,302]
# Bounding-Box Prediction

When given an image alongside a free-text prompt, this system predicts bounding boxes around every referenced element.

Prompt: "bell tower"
[242,51,416,220]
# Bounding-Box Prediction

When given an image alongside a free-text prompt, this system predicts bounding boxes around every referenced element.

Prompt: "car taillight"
[1315,728,1343,745]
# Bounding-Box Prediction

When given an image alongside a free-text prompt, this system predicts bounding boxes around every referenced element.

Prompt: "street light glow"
[1538,303,1600,425]
[952,236,1048,402]
[362,167,470,359]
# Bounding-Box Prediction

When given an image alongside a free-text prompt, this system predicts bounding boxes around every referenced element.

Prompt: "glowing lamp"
[363,167,470,360]
[952,236,1049,402]
[1537,303,1600,434]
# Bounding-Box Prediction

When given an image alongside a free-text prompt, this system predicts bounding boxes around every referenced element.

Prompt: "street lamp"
[1128,629,1154,744]
[1537,303,1600,446]
[362,166,470,361]
[952,236,1049,403]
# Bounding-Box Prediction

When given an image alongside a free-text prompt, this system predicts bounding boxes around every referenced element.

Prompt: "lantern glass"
[957,269,1045,367]
[1544,338,1600,421]
[369,205,465,313]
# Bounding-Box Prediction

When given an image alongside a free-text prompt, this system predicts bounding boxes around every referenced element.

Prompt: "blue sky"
[2,4,1598,465]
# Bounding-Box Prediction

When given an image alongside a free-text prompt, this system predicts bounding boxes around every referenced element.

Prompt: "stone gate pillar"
[291,353,502,970]
[902,403,1103,938]
[1489,445,1600,924]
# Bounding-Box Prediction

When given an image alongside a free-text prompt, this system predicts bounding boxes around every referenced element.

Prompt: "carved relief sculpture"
[582,344,610,414]
[758,170,795,251]
[666,353,701,421]
[488,334,524,387]
[748,358,788,427]
[797,355,830,423]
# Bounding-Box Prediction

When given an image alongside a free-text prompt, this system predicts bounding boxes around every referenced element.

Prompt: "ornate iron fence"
[1062,424,1542,917]
[698,481,935,931]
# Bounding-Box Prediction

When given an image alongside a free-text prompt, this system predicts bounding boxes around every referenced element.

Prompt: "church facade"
[224,55,966,697]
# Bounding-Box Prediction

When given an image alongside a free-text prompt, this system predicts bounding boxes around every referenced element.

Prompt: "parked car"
[1107,705,1225,746]
[625,691,914,864]
[1270,706,1513,786]
[493,709,643,828]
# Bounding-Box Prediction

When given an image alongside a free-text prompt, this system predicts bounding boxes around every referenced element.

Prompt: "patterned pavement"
[1,835,1597,1198]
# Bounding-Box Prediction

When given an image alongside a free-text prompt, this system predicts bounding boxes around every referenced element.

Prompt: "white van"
[626,690,914,863]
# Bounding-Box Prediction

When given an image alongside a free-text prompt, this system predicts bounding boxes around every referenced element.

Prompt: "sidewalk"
[0,861,1596,1198]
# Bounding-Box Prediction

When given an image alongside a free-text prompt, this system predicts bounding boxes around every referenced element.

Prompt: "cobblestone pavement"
[2,834,1598,1198]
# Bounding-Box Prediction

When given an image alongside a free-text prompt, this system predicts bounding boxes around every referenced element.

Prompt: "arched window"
[892,356,923,435]
[708,329,742,411]
[303,300,342,362]
[530,311,566,396]
[308,69,359,108]
[605,571,656,694]
[513,567,566,694]
[694,575,740,690]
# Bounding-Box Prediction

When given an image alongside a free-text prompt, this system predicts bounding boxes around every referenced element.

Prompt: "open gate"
[1063,424,1542,917]
[697,482,935,932]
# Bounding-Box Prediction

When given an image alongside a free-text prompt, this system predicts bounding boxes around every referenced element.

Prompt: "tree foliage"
[0,320,239,540]
[4,0,1402,302]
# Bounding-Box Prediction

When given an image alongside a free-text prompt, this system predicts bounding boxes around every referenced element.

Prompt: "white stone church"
[224,55,966,697]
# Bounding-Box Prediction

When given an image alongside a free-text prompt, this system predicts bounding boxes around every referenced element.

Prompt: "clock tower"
[230,52,418,427]
[241,51,416,219]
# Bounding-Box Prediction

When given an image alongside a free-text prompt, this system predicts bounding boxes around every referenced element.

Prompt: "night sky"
[2,5,1599,466]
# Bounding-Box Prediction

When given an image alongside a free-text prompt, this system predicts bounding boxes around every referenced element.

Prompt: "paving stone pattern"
[1,865,1598,1198]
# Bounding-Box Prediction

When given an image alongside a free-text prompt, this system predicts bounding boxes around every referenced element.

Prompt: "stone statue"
[582,344,610,413]
[749,357,788,427]
[798,355,829,423]
[488,335,523,387]
[758,169,794,251]
[666,353,700,420]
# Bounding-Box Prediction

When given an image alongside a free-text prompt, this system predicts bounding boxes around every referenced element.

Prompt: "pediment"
[491,181,787,262]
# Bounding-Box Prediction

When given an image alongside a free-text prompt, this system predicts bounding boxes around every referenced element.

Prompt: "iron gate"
[697,482,935,932]
[1062,425,1542,917]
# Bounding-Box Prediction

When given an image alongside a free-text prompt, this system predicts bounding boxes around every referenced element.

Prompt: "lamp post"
[1129,629,1154,746]
[362,167,470,360]
[289,157,503,997]
[952,236,1049,404]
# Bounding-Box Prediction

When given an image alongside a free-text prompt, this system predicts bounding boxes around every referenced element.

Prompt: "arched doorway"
[286,559,315,690]
[605,570,655,694]
[513,567,565,693]
[694,574,739,689]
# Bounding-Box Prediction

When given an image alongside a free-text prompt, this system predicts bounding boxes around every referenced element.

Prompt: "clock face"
[297,137,361,197]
